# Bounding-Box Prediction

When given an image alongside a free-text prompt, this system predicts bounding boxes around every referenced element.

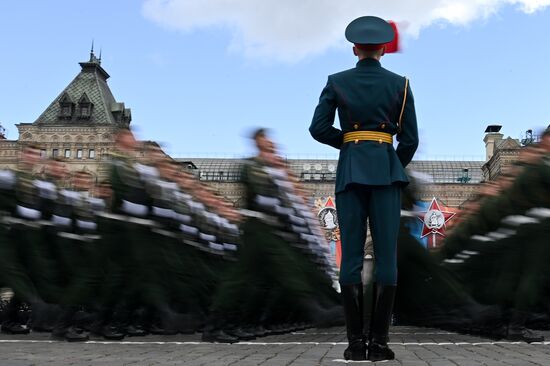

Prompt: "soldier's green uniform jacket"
[109,153,151,215]
[241,157,281,211]
[309,58,419,193]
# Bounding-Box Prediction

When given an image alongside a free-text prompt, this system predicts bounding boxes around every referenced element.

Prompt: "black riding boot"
[363,281,375,341]
[341,283,366,361]
[368,285,396,361]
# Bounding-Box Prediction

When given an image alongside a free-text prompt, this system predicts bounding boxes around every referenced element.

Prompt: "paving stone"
[0,326,548,365]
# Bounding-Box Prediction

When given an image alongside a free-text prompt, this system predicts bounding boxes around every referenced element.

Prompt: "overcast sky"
[1,0,549,160]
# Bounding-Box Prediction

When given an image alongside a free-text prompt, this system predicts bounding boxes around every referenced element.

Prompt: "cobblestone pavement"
[1,326,549,366]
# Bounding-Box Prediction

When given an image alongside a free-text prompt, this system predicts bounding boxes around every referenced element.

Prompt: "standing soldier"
[309,16,419,361]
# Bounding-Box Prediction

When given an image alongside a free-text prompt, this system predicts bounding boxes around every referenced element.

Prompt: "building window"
[78,93,93,119]
[40,149,46,159]
[52,149,59,158]
[64,149,71,158]
[88,149,95,159]
[76,149,83,159]
[58,93,74,120]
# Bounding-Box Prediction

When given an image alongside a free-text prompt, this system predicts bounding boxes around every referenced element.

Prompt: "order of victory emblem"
[417,197,456,239]
[319,207,338,230]
[316,197,338,231]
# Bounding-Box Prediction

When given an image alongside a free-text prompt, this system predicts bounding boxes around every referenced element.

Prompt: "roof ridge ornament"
[89,39,101,64]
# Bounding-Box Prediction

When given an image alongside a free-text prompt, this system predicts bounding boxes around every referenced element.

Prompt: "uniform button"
[381,123,386,129]
[378,139,383,144]
[354,139,359,144]
[353,123,359,130]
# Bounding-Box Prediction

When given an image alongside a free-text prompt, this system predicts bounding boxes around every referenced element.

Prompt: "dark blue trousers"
[336,183,401,285]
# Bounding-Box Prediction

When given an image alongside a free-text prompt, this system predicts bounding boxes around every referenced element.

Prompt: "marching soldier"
[203,129,342,343]
[0,145,54,334]
[310,16,418,361]
[93,128,152,339]
[440,131,550,342]
[50,169,93,342]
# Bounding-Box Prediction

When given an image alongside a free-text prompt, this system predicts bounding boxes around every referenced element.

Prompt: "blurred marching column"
[93,129,154,340]
[202,129,342,343]
[0,145,57,335]
[47,163,93,342]
[49,169,110,341]
[392,174,501,335]
[172,171,231,323]
[437,129,550,341]
[145,158,200,333]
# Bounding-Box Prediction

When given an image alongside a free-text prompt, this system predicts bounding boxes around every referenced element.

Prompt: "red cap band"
[354,43,385,51]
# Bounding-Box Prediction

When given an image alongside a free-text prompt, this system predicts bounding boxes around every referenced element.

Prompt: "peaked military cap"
[345,16,395,45]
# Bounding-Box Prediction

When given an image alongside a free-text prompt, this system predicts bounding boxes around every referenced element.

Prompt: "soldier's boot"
[341,283,366,361]
[461,302,505,339]
[100,324,126,340]
[201,312,238,343]
[507,311,545,343]
[367,285,396,362]
[225,325,256,340]
[125,324,148,337]
[113,306,146,337]
[175,312,202,335]
[363,282,374,342]
[148,307,180,336]
[1,322,29,334]
[30,301,58,332]
[89,307,126,340]
[125,308,148,337]
[223,310,255,340]
[51,308,89,342]
[246,324,268,337]
[90,320,126,341]
[129,307,150,336]
[1,299,29,335]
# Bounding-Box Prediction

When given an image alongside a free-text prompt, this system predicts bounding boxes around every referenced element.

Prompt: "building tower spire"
[88,40,101,64]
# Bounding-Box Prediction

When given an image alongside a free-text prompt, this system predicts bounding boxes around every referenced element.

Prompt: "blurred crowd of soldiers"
[395,126,550,343]
[0,128,340,342]
[2,125,548,344]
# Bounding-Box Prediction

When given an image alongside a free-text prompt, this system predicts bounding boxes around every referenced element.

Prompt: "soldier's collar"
[356,58,381,68]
